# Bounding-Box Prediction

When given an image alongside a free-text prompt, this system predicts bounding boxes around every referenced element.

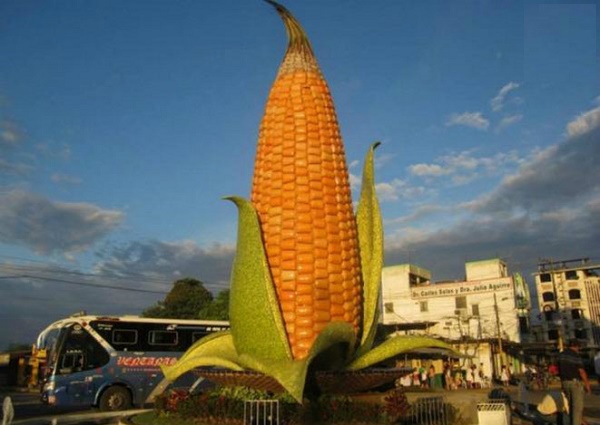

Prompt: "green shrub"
[156,386,414,424]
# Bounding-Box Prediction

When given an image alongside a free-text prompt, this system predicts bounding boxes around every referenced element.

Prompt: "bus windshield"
[53,324,110,375]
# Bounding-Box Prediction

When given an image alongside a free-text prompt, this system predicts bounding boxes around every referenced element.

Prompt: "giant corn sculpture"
[163,0,453,402]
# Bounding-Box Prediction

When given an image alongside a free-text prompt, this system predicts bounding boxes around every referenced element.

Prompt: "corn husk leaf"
[161,331,244,382]
[238,321,356,403]
[346,335,455,371]
[355,142,383,357]
[225,196,292,362]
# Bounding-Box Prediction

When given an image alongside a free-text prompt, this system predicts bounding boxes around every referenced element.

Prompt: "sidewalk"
[357,385,600,424]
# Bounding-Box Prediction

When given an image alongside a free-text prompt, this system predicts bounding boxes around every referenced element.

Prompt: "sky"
[0,0,598,350]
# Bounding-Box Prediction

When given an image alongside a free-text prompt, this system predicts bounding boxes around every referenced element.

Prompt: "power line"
[0,262,231,291]
[0,259,174,285]
[0,274,169,295]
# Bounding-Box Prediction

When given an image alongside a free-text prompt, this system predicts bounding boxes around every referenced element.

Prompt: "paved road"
[4,385,600,425]
[505,385,600,425]
[0,390,147,425]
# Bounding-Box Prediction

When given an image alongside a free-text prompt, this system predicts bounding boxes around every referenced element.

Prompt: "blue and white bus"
[35,314,229,411]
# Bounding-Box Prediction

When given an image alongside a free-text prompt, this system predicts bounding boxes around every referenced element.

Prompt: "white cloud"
[445,112,490,131]
[409,163,449,177]
[0,119,23,145]
[491,82,520,112]
[349,172,361,190]
[0,190,124,255]
[51,173,82,185]
[94,239,235,292]
[495,114,523,133]
[408,150,522,184]
[35,142,72,161]
[0,158,33,176]
[566,106,600,138]
[375,179,426,202]
[470,124,600,215]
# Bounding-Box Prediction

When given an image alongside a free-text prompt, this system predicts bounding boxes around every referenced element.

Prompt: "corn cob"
[251,1,363,360]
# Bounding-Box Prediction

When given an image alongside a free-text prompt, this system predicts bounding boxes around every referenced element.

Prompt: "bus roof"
[35,314,229,348]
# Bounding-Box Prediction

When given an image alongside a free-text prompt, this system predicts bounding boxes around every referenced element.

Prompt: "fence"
[404,396,449,425]
[244,399,280,425]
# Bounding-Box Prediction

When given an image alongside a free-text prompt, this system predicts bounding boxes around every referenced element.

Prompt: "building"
[381,258,531,378]
[532,258,600,352]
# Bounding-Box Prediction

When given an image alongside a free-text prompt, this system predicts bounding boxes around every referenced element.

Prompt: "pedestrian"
[558,341,592,425]
[466,365,474,389]
[444,362,454,390]
[428,364,436,388]
[420,366,428,388]
[412,368,420,387]
[501,365,510,387]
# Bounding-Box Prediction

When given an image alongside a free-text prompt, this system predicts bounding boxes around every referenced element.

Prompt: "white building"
[381,258,531,378]
[532,258,600,352]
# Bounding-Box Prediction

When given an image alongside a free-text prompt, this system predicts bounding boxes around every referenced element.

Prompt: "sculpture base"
[193,367,412,396]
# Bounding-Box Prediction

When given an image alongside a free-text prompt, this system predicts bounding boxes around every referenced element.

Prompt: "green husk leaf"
[161,331,244,382]
[346,335,455,371]
[225,196,292,362]
[238,322,356,403]
[355,142,383,357]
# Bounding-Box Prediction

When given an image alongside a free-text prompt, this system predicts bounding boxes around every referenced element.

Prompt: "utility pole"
[494,293,504,373]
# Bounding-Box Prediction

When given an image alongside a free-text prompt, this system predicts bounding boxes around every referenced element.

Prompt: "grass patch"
[130,411,192,425]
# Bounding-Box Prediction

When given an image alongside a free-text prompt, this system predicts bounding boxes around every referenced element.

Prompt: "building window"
[565,270,578,280]
[409,273,429,286]
[384,302,394,313]
[547,329,559,341]
[540,273,552,283]
[571,309,583,319]
[419,301,428,312]
[455,296,467,309]
[542,292,555,302]
[472,304,479,317]
[568,289,582,300]
[574,329,587,340]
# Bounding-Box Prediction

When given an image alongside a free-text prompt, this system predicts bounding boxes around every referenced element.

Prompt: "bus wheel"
[99,386,132,411]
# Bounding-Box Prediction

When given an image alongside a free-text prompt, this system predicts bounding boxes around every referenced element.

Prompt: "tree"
[198,289,230,320]
[142,278,213,319]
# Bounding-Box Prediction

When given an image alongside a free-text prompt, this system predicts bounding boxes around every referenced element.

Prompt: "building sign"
[411,278,512,299]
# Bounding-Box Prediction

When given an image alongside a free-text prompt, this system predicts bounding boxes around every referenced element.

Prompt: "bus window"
[112,329,138,347]
[60,350,85,374]
[149,330,178,346]
[192,332,206,343]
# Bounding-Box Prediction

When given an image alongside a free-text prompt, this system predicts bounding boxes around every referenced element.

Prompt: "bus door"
[56,349,94,405]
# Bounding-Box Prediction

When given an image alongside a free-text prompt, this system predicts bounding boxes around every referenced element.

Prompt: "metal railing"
[244,399,280,425]
[405,396,449,425]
